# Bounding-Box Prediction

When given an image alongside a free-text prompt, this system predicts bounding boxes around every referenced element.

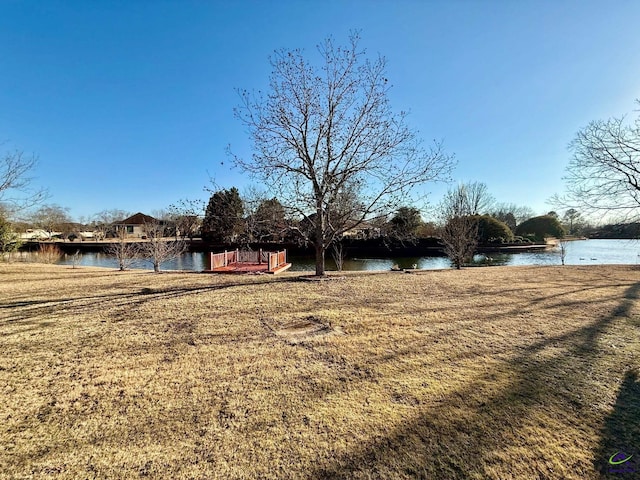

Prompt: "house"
[112,213,159,238]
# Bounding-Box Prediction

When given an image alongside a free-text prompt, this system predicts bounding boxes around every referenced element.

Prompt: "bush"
[471,215,514,243]
[38,244,63,264]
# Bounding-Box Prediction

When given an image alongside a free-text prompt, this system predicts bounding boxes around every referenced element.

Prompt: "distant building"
[113,212,159,238]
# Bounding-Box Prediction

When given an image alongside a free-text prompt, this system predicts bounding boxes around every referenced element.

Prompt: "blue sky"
[1,0,639,222]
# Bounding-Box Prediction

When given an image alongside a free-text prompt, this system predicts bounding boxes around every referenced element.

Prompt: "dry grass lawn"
[1,263,639,479]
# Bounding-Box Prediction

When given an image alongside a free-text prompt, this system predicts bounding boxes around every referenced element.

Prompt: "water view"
[51,239,640,272]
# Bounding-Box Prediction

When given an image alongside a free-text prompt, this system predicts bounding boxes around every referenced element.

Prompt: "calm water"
[52,239,640,272]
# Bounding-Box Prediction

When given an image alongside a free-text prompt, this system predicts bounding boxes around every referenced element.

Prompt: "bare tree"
[232,33,453,276]
[558,238,568,266]
[168,199,204,240]
[26,204,72,239]
[1,147,48,214]
[90,209,131,240]
[491,202,535,231]
[140,220,186,273]
[438,184,479,269]
[464,181,495,215]
[330,240,346,271]
[105,226,141,271]
[559,101,640,220]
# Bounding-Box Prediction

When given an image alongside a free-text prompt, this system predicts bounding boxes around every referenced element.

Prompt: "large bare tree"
[232,33,454,275]
[560,102,640,220]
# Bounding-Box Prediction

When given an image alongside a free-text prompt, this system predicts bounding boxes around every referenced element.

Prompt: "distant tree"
[202,187,244,243]
[491,203,535,230]
[558,238,569,266]
[559,101,640,220]
[562,208,583,235]
[140,220,187,273]
[515,215,565,242]
[232,33,453,275]
[1,147,48,214]
[105,226,140,271]
[168,199,204,240]
[389,206,423,241]
[252,197,287,242]
[27,204,72,239]
[0,214,21,256]
[438,185,478,269]
[472,215,514,243]
[90,209,131,239]
[464,181,495,215]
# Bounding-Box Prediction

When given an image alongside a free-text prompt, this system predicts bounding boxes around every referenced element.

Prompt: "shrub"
[38,244,63,264]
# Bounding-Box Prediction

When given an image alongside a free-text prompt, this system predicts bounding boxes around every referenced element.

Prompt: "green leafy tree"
[389,207,423,240]
[472,215,514,243]
[252,198,286,242]
[0,215,21,255]
[562,208,583,235]
[515,215,565,242]
[202,188,244,243]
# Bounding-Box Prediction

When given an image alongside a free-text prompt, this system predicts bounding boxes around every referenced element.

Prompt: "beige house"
[112,212,158,238]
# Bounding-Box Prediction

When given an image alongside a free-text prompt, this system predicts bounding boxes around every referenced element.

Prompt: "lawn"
[1,263,639,479]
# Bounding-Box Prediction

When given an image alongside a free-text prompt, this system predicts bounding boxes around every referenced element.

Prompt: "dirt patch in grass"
[1,263,639,479]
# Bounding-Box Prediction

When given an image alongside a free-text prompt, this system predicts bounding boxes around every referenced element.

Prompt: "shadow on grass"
[310,281,640,479]
[596,370,640,478]
[0,274,302,325]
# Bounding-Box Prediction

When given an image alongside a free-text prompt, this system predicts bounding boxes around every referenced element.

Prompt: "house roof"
[117,212,157,225]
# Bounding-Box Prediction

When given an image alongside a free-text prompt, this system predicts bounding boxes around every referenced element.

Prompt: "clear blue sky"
[2,0,639,222]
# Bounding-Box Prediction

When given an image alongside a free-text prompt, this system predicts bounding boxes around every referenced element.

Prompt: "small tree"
[105,226,141,271]
[0,215,21,258]
[558,238,568,266]
[140,220,186,273]
[438,184,478,269]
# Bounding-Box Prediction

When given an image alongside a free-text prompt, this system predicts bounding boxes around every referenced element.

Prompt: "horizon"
[2,1,640,222]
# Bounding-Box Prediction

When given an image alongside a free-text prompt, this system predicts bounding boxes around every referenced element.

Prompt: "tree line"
[2,33,639,275]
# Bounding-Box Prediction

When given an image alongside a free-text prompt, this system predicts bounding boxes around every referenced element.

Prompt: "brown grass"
[1,264,638,479]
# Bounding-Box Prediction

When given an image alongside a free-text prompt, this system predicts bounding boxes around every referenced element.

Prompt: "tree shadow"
[309,281,640,479]
[596,370,640,478]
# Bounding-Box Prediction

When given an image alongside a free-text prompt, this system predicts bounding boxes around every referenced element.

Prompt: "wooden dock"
[204,249,291,274]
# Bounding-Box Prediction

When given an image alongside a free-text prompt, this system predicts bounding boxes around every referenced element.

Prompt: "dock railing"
[209,249,287,272]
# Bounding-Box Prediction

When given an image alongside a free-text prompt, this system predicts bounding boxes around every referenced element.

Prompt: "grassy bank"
[1,264,639,479]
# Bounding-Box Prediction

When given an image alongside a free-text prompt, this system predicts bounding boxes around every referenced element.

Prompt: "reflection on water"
[53,239,640,272]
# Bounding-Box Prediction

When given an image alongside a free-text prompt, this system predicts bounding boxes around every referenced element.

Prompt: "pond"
[48,239,640,272]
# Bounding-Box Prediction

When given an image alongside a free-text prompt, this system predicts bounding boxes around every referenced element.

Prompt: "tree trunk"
[315,243,326,276]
